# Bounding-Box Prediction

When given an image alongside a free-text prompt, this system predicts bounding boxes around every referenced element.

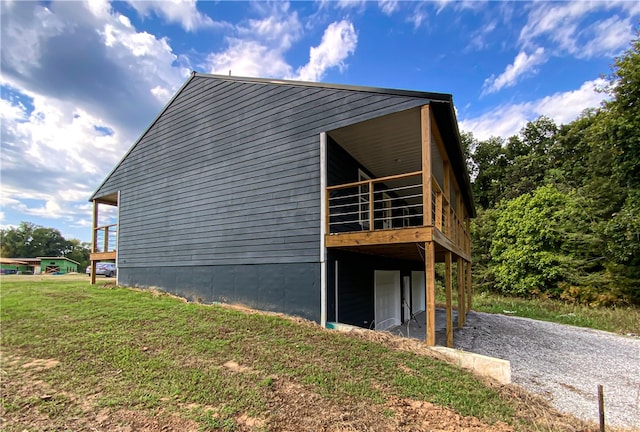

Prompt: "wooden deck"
[89,198,118,284]
[325,105,473,347]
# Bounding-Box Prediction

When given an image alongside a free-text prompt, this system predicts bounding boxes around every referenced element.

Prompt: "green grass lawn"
[470,291,640,335]
[0,275,590,431]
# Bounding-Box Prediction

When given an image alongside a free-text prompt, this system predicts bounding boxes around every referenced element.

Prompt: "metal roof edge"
[193,72,454,103]
[89,72,198,201]
[37,256,81,265]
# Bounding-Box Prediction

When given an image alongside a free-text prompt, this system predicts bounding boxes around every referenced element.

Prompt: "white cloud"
[207,38,294,78]
[408,5,428,30]
[335,0,366,11]
[206,6,357,84]
[581,15,635,59]
[461,78,607,140]
[294,20,358,82]
[378,0,398,15]
[206,3,303,78]
[465,19,497,52]
[0,4,66,76]
[240,4,302,51]
[0,88,124,222]
[519,2,638,59]
[0,98,27,122]
[482,47,546,95]
[0,1,190,232]
[126,0,216,32]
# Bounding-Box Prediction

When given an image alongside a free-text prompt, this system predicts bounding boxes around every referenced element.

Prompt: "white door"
[374,270,401,330]
[411,271,426,313]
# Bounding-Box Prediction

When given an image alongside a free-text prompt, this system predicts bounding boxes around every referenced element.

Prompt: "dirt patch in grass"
[387,397,514,431]
[1,352,525,432]
[223,360,252,373]
[263,375,515,432]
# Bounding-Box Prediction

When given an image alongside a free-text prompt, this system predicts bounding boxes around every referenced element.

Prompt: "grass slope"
[0,276,589,431]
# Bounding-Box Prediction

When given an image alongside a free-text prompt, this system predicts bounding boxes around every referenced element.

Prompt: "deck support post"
[90,200,98,285]
[445,251,453,348]
[466,260,473,312]
[457,257,465,328]
[425,241,436,346]
[465,218,472,312]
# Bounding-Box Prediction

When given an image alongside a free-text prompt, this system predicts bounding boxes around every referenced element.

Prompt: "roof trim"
[194,72,454,103]
[89,72,198,201]
[38,257,81,265]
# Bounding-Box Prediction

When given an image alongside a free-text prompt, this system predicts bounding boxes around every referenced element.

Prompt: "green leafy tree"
[0,222,82,262]
[605,35,640,188]
[65,238,91,271]
[471,136,508,209]
[490,186,564,297]
[490,185,591,297]
[470,207,499,292]
[502,117,558,200]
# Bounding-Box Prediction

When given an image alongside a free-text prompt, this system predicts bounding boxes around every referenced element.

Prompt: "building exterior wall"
[119,263,320,322]
[1,264,30,273]
[93,76,429,321]
[40,258,78,274]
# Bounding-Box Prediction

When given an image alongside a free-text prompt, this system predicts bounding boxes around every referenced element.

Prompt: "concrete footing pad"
[326,321,512,385]
[429,346,511,384]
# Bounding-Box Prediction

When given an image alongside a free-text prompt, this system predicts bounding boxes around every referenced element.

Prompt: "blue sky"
[1,0,638,244]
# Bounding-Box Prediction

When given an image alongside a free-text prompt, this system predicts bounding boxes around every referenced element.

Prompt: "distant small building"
[39,257,80,274]
[0,257,41,274]
[0,258,29,274]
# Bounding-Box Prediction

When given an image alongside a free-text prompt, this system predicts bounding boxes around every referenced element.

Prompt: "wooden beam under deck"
[432,228,471,262]
[90,251,117,261]
[325,226,432,248]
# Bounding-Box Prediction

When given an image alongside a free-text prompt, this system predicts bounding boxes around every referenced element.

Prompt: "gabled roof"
[90,73,475,215]
[38,257,81,265]
[0,258,29,265]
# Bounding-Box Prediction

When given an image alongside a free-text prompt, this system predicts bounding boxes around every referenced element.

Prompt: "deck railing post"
[421,105,432,227]
[368,180,374,231]
[103,227,109,253]
[91,200,98,284]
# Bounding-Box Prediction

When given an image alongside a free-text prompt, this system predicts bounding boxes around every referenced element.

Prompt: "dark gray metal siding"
[119,263,320,322]
[96,76,428,268]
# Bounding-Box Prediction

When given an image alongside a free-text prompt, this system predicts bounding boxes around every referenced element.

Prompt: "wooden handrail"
[94,223,117,231]
[327,169,469,251]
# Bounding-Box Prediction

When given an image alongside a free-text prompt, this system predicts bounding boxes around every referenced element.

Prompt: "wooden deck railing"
[93,223,117,253]
[326,171,470,253]
[326,171,424,234]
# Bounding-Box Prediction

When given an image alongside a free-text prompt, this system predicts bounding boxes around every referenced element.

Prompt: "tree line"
[1,222,90,271]
[464,35,639,305]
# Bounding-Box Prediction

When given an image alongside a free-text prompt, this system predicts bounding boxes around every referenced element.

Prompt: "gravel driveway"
[454,311,640,430]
